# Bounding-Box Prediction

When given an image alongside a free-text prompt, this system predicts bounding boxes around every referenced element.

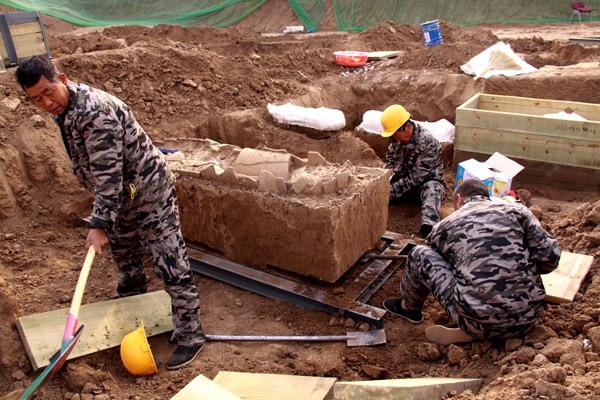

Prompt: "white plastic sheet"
[460,41,537,79]
[267,103,346,131]
[356,110,455,143]
[542,111,587,121]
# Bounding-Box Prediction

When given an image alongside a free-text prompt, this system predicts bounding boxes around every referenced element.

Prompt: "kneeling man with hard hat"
[380,104,444,238]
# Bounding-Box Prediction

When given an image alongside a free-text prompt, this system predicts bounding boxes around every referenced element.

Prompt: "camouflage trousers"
[108,182,205,347]
[390,180,443,227]
[400,245,537,340]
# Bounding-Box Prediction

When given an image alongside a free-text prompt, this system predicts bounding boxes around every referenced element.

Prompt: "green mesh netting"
[0,0,324,30]
[332,0,600,31]
[0,0,598,31]
[288,0,324,32]
[0,0,267,27]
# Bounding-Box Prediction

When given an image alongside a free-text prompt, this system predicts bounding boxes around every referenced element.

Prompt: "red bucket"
[333,51,368,67]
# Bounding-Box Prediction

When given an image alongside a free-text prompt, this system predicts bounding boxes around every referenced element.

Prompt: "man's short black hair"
[454,179,490,199]
[398,119,412,132]
[15,56,59,89]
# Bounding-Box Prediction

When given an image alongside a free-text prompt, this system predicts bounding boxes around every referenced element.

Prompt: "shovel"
[205,329,386,347]
[20,246,96,400]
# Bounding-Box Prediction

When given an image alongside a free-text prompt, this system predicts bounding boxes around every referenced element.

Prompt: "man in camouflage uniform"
[381,104,444,238]
[383,179,561,345]
[16,56,205,370]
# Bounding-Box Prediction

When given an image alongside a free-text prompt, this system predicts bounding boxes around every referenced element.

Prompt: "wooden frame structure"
[454,93,600,191]
[0,11,52,67]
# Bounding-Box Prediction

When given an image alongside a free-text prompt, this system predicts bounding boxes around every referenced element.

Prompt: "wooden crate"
[0,11,52,67]
[454,93,600,191]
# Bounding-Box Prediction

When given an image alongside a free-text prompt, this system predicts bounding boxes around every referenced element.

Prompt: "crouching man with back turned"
[383,179,561,345]
[16,56,206,369]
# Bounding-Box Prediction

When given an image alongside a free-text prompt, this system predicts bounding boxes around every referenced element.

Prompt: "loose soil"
[1,2,600,399]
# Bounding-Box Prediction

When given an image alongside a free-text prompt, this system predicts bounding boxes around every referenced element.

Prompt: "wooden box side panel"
[476,94,600,120]
[453,149,600,192]
[455,101,600,168]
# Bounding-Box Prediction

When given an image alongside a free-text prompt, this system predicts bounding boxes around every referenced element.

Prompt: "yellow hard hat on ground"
[120,320,158,376]
[381,104,411,138]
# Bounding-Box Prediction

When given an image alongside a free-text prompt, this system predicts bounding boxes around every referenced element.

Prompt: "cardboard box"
[455,152,524,197]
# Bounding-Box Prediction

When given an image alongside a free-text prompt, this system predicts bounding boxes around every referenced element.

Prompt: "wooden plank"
[16,291,173,370]
[366,51,401,60]
[543,251,594,303]
[8,21,42,36]
[213,371,337,400]
[456,107,600,142]
[452,150,600,192]
[334,377,482,400]
[454,125,600,168]
[473,93,600,118]
[457,93,480,112]
[171,374,242,400]
[11,32,47,60]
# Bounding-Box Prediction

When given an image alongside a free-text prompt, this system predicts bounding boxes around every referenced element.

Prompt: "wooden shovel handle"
[69,246,96,319]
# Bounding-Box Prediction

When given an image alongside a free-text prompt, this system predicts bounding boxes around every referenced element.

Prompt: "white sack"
[356,110,455,143]
[419,119,455,143]
[460,41,537,79]
[357,110,384,134]
[268,103,346,131]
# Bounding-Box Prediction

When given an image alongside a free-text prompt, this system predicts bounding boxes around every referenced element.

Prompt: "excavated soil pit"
[1,3,600,399]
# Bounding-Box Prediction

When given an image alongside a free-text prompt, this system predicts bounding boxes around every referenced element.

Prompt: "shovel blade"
[20,325,84,400]
[346,329,386,347]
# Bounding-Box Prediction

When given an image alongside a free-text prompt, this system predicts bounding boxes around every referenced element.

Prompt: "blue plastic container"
[421,20,443,47]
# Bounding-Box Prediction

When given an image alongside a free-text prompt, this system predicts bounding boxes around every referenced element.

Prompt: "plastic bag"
[268,103,346,131]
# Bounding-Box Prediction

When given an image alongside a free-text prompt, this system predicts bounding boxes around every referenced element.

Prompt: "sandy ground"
[1,2,600,399]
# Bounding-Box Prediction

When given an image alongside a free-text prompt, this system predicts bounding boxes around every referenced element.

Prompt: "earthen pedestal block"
[167,138,390,283]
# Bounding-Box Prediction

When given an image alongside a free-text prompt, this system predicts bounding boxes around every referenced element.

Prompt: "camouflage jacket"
[385,122,443,198]
[54,81,173,231]
[428,196,561,325]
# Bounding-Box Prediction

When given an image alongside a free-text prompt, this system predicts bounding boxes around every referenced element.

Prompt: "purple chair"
[570,2,593,22]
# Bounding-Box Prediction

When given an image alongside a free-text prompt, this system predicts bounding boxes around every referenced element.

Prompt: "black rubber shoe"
[166,343,205,370]
[383,297,423,324]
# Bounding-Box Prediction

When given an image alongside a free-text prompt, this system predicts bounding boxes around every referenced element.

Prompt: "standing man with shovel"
[16,56,206,370]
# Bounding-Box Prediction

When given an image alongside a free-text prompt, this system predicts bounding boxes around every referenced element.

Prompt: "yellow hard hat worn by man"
[381,104,411,138]
[380,104,444,239]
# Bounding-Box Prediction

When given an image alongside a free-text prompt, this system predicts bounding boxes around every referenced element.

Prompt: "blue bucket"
[421,20,443,47]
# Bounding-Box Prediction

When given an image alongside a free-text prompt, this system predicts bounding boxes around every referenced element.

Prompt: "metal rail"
[568,37,600,45]
[187,247,387,327]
